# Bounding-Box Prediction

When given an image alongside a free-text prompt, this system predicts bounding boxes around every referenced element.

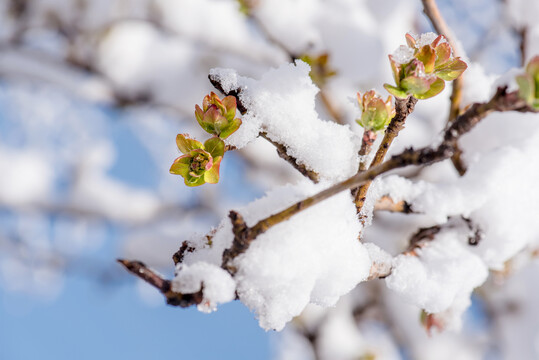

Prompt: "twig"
[209,73,320,183]
[319,89,345,125]
[260,132,320,182]
[220,87,534,270]
[117,259,204,307]
[421,0,468,174]
[353,96,418,213]
[374,196,413,213]
[358,129,377,172]
[519,26,528,67]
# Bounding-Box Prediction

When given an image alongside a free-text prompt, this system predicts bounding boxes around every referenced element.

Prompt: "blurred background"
[0,0,538,359]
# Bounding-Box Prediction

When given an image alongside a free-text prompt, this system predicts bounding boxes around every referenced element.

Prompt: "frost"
[391,45,415,64]
[414,32,441,48]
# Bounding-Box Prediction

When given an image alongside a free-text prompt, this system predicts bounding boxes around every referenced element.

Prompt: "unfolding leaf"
[204,137,225,158]
[517,74,535,104]
[402,75,433,95]
[435,59,467,81]
[416,45,436,73]
[405,33,416,48]
[434,42,451,68]
[204,157,222,184]
[388,55,403,86]
[176,134,204,154]
[384,83,408,99]
[218,117,242,139]
[414,78,445,99]
[170,155,192,176]
[221,96,238,121]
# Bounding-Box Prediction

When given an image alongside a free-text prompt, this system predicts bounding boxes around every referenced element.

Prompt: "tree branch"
[209,73,320,183]
[353,96,418,213]
[421,0,467,174]
[220,87,535,269]
[117,259,203,307]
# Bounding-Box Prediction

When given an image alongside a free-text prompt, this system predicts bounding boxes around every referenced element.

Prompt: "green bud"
[356,90,395,131]
[195,92,242,139]
[517,55,539,110]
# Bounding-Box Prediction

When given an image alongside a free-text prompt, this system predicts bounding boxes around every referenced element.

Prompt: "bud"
[170,134,225,186]
[356,90,395,131]
[516,55,539,110]
[195,92,242,139]
[384,33,467,100]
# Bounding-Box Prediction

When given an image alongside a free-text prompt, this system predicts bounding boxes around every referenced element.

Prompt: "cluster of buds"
[170,135,224,187]
[516,55,539,110]
[356,90,396,132]
[170,92,242,186]
[384,33,467,100]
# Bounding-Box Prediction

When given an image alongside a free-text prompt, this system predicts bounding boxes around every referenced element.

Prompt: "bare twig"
[358,129,377,172]
[374,196,413,213]
[260,132,320,182]
[519,27,528,67]
[117,259,203,307]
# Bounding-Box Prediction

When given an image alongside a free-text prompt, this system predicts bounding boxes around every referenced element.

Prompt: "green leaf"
[184,173,207,187]
[384,83,408,99]
[195,105,204,124]
[416,45,436,73]
[218,117,242,139]
[204,137,225,158]
[169,155,192,176]
[516,74,534,104]
[401,76,432,95]
[414,78,445,99]
[176,134,204,154]
[435,59,467,81]
[388,55,402,86]
[434,42,451,68]
[221,96,238,121]
[405,33,416,48]
[204,157,222,184]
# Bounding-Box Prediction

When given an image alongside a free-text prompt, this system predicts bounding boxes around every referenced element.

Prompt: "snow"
[172,262,236,313]
[182,179,372,330]
[386,230,488,329]
[211,61,362,182]
[414,32,441,48]
[392,45,415,64]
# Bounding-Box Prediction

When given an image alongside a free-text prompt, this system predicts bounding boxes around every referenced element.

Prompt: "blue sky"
[0,275,273,359]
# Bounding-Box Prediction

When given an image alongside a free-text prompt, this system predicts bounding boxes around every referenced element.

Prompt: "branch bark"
[220,86,534,270]
[209,73,320,183]
[353,96,418,213]
[117,259,203,307]
[421,0,467,174]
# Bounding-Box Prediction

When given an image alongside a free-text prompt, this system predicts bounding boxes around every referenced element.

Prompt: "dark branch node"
[208,74,248,114]
[173,241,196,265]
